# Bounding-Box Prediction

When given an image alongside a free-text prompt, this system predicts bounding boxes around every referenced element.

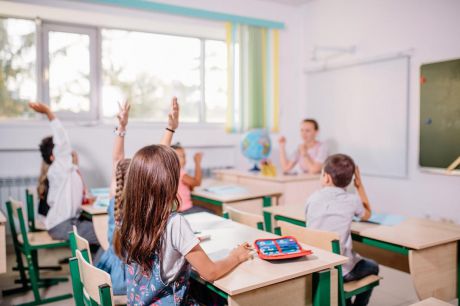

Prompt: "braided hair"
[113,158,131,255]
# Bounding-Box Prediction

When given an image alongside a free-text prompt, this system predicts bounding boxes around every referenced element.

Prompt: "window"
[205,40,227,123]
[0,17,227,124]
[0,17,37,119]
[42,23,97,120]
[101,29,201,122]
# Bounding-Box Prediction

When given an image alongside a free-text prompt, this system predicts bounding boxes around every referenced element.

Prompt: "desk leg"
[263,211,273,233]
[408,241,457,301]
[263,196,272,208]
[313,269,331,306]
[0,223,5,274]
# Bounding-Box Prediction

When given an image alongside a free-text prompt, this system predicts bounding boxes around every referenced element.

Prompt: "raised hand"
[116,100,131,130]
[194,152,203,165]
[168,97,180,131]
[354,166,362,188]
[28,102,55,121]
[278,136,286,147]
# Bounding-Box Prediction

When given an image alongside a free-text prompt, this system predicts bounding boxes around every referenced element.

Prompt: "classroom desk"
[213,169,320,205]
[191,179,283,215]
[0,210,6,274]
[81,205,109,250]
[184,212,348,306]
[263,205,460,304]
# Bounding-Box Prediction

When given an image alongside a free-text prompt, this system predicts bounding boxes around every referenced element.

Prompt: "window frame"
[41,21,99,121]
[0,16,227,125]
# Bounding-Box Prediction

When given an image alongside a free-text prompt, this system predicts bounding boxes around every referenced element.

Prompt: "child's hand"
[116,100,131,129]
[168,97,180,131]
[230,242,253,263]
[29,102,55,121]
[71,151,79,166]
[194,152,203,164]
[354,166,362,188]
[278,136,286,147]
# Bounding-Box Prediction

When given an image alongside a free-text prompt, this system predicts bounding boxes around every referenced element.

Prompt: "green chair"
[222,205,265,231]
[3,199,72,305]
[276,220,381,306]
[25,188,46,233]
[70,249,115,306]
[69,227,126,306]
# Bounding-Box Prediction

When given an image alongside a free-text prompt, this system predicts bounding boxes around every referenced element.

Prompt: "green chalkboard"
[420,58,460,170]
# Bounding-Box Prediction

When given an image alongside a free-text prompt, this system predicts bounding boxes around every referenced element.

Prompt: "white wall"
[0,0,303,186]
[299,0,460,223]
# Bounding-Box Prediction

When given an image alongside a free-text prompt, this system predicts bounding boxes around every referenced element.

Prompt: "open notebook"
[354,213,406,226]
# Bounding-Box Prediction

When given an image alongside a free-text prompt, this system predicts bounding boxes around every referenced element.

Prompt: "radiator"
[0,176,38,244]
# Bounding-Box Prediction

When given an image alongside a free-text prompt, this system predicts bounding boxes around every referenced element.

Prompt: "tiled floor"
[0,247,457,306]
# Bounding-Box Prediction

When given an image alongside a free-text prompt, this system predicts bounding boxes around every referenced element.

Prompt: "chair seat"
[114,294,127,305]
[18,231,67,247]
[344,274,382,293]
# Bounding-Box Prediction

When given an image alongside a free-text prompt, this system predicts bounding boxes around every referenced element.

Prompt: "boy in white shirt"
[305,154,378,306]
[29,102,98,245]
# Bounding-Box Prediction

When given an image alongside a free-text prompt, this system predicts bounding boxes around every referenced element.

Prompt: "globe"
[241,129,272,171]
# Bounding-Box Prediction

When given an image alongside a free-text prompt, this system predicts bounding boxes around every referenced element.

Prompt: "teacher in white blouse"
[278,119,328,174]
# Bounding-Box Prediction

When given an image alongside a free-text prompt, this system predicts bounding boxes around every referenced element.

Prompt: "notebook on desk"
[90,188,110,208]
[203,185,249,196]
[354,213,406,226]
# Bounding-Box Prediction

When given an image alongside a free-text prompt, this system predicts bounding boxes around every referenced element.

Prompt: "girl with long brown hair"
[96,98,180,295]
[118,145,251,305]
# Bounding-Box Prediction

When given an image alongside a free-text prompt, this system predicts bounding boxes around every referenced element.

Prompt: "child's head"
[300,119,319,143]
[117,145,180,273]
[171,143,186,168]
[322,154,355,188]
[39,136,54,164]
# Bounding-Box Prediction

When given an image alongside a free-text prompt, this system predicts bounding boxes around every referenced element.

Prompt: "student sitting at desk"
[278,118,328,174]
[97,98,180,294]
[305,154,378,306]
[29,102,99,246]
[116,144,252,305]
[171,143,206,214]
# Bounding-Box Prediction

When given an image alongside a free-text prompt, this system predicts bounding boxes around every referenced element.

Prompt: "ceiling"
[256,0,312,6]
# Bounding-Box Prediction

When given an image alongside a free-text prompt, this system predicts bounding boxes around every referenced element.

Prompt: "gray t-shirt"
[305,186,364,275]
[160,213,200,284]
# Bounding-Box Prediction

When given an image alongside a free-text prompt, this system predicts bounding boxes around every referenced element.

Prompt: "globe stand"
[249,163,260,172]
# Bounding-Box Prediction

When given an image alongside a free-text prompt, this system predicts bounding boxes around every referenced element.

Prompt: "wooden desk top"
[263,205,460,250]
[214,169,320,183]
[81,205,108,216]
[184,212,348,295]
[0,211,6,224]
[192,179,282,203]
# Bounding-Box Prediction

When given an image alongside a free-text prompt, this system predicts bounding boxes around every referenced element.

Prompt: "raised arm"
[185,243,252,282]
[110,101,131,198]
[182,153,203,188]
[160,97,179,146]
[278,136,296,173]
[354,166,372,221]
[29,102,72,161]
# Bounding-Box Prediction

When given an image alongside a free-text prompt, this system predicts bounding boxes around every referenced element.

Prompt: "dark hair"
[302,119,319,131]
[117,145,180,273]
[171,142,183,150]
[39,136,54,165]
[323,154,355,188]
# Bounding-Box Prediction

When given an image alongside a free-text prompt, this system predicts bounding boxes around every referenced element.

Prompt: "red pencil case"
[254,236,313,260]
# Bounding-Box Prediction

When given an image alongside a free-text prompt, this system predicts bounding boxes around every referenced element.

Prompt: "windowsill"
[0,118,227,130]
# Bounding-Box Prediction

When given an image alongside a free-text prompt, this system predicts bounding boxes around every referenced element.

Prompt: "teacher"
[278,119,328,174]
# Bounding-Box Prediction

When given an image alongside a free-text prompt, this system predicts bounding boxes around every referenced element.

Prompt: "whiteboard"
[306,56,409,178]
